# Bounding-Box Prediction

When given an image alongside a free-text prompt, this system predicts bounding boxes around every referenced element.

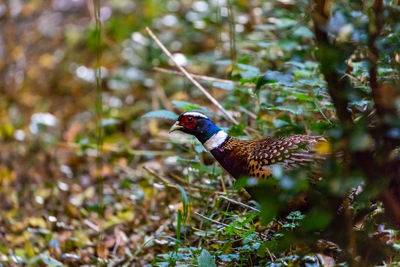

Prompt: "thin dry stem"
[169,173,211,191]
[218,195,260,213]
[143,166,212,193]
[83,219,100,232]
[144,166,203,193]
[194,212,246,232]
[154,66,265,90]
[143,166,181,189]
[194,212,267,238]
[154,67,235,85]
[145,27,239,126]
[194,212,231,228]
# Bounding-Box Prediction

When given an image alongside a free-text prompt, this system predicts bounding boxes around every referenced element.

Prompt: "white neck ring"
[203,131,228,151]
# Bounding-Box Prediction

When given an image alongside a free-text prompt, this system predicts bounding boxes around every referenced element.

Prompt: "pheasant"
[169,111,327,180]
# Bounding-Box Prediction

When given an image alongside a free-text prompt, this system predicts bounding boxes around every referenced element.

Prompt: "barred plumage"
[170,111,327,180]
[211,135,327,179]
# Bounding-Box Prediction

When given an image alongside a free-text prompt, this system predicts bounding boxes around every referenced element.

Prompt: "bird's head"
[169,111,221,143]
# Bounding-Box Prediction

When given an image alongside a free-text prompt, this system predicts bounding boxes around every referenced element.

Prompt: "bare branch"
[218,195,260,212]
[194,212,267,238]
[154,67,235,85]
[194,212,232,228]
[143,166,181,190]
[145,27,239,126]
[194,212,248,233]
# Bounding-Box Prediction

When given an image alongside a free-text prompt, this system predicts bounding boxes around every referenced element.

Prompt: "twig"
[152,50,264,135]
[112,228,122,255]
[220,175,226,193]
[313,98,332,124]
[194,212,231,228]
[155,84,174,110]
[169,173,212,191]
[238,106,257,120]
[145,27,239,126]
[218,195,260,213]
[154,67,235,85]
[143,166,209,193]
[266,247,275,262]
[143,166,180,190]
[194,212,267,238]
[194,212,248,233]
[154,66,269,90]
[83,219,100,232]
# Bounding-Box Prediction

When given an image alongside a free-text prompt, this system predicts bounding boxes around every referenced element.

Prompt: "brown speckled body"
[210,135,327,179]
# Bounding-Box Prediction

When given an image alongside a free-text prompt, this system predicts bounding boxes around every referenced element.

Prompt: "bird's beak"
[169,121,183,133]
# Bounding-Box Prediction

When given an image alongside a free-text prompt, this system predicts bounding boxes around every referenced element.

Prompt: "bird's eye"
[187,117,193,122]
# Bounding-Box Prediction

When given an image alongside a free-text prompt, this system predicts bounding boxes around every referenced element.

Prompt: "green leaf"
[293,26,314,39]
[228,124,246,136]
[198,249,217,267]
[218,254,239,262]
[261,105,303,115]
[195,164,222,177]
[141,110,178,120]
[257,241,268,258]
[293,93,313,101]
[175,209,182,253]
[212,82,234,90]
[238,55,251,64]
[279,40,298,51]
[40,254,63,266]
[255,75,274,92]
[274,18,298,28]
[100,118,120,127]
[286,211,304,221]
[273,119,290,127]
[349,128,373,151]
[254,24,278,31]
[194,144,207,153]
[172,100,208,112]
[302,209,332,232]
[236,63,260,79]
[178,185,189,223]
[215,59,232,66]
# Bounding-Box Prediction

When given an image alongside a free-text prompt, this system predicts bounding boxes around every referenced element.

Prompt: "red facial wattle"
[180,116,197,130]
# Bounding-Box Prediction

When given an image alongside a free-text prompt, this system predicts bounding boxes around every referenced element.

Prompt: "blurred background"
[1,0,400,265]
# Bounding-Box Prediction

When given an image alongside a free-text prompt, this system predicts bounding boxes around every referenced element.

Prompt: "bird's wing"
[250,135,327,173]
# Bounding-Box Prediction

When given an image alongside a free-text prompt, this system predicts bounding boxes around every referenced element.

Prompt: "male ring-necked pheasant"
[169,111,327,180]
